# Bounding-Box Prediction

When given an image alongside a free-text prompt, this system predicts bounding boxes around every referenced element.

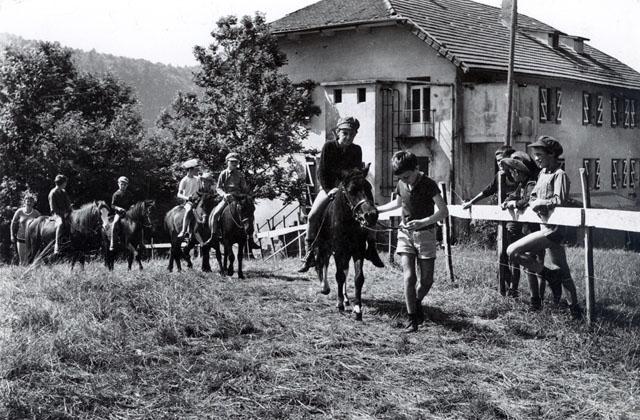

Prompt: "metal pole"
[497,171,509,296]
[505,0,518,146]
[439,182,455,283]
[580,168,595,325]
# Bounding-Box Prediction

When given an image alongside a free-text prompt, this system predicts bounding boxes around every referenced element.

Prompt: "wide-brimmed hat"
[225,152,240,162]
[336,117,360,131]
[182,158,199,169]
[500,157,529,174]
[117,176,129,184]
[527,136,563,157]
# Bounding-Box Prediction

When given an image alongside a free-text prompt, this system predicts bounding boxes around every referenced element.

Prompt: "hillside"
[0,33,197,129]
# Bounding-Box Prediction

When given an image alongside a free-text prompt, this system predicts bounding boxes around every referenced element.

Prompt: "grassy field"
[1,246,639,419]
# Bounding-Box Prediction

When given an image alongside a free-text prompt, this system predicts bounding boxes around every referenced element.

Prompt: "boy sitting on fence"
[377,151,449,333]
[506,136,582,319]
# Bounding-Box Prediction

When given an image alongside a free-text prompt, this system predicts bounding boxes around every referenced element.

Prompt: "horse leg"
[315,253,331,295]
[214,241,224,274]
[201,244,212,272]
[334,257,349,312]
[167,244,174,272]
[174,241,182,272]
[237,243,244,279]
[352,258,365,321]
[227,244,235,277]
[182,240,194,269]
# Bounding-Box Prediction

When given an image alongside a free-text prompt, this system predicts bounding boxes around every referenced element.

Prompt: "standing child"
[507,136,582,319]
[48,174,72,255]
[10,191,41,265]
[377,151,449,332]
[176,158,201,240]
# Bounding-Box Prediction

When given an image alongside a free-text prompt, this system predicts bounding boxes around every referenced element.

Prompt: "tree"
[158,13,320,201]
[0,41,151,220]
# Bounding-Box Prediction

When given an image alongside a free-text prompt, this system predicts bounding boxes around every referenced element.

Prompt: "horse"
[208,193,254,279]
[313,166,379,321]
[25,201,108,269]
[164,193,218,272]
[103,200,155,271]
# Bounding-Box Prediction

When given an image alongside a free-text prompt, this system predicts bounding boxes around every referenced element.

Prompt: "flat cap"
[527,136,563,157]
[336,117,360,131]
[182,158,200,169]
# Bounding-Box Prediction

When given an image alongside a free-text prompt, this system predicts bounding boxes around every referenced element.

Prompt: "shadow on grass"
[595,301,640,329]
[367,299,476,330]
[251,270,311,283]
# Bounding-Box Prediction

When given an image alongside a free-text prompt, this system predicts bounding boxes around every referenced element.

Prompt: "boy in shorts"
[377,151,449,332]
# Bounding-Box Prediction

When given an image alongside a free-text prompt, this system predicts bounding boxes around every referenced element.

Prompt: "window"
[631,99,637,128]
[333,89,342,104]
[410,86,431,123]
[612,159,621,189]
[584,158,601,190]
[624,98,630,128]
[611,96,619,127]
[582,92,591,125]
[357,88,366,103]
[596,95,604,126]
[622,159,629,188]
[631,159,638,189]
[539,87,549,122]
[555,89,562,123]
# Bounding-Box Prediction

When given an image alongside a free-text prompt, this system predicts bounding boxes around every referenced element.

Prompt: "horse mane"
[126,201,146,220]
[71,201,104,230]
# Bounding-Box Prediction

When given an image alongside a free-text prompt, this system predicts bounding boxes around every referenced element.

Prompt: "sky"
[0,0,639,71]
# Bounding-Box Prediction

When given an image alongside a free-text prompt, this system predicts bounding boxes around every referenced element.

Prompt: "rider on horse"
[204,152,260,250]
[298,116,385,272]
[48,174,72,255]
[110,176,134,251]
[176,158,202,240]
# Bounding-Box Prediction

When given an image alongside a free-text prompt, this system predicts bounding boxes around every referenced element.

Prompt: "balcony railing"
[395,109,435,138]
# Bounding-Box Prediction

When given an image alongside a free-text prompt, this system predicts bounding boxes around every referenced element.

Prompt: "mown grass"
[1,246,639,419]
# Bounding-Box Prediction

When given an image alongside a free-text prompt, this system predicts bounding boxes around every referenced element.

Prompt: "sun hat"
[500,157,529,175]
[182,158,200,169]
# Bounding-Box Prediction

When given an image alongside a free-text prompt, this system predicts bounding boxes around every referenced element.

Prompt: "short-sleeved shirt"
[48,187,71,216]
[216,169,248,195]
[317,141,363,191]
[395,172,440,229]
[529,167,570,207]
[178,176,201,199]
[112,189,134,212]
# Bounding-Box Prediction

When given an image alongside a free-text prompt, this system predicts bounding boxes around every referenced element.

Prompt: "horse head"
[227,194,254,233]
[194,192,217,223]
[338,164,378,228]
[126,200,155,227]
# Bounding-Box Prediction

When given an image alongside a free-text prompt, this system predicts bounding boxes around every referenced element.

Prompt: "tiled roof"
[271,0,640,90]
[269,0,396,33]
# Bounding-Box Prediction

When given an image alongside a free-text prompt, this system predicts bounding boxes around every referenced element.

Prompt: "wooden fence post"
[580,168,595,325]
[497,171,509,295]
[257,223,265,259]
[439,182,455,283]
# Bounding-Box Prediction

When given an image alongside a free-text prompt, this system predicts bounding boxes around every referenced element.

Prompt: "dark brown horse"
[103,200,154,271]
[314,167,378,321]
[25,201,108,268]
[208,194,254,279]
[164,193,218,272]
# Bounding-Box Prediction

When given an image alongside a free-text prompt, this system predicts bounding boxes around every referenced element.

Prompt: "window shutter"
[622,159,629,188]
[555,89,562,123]
[596,95,604,126]
[612,159,619,189]
[594,159,601,190]
[611,96,618,127]
[582,92,590,125]
[539,87,548,122]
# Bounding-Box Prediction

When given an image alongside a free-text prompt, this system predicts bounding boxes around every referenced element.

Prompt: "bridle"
[338,184,374,227]
[227,196,251,231]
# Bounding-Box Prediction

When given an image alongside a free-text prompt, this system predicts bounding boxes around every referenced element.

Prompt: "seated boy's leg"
[298,190,329,272]
[110,213,120,250]
[53,215,62,254]
[506,230,549,273]
[204,201,226,246]
[178,202,193,238]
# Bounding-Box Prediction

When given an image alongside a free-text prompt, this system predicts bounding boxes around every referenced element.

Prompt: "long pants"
[304,189,331,251]
[178,201,194,236]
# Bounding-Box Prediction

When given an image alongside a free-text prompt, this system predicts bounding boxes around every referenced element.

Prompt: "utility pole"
[504,0,518,146]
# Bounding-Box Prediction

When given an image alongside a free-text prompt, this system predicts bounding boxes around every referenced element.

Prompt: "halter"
[227,197,251,230]
[338,184,373,227]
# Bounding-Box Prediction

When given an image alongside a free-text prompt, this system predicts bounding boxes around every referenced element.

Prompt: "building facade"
[272,0,640,211]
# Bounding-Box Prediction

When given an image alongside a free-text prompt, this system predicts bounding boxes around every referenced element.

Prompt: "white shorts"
[396,228,437,259]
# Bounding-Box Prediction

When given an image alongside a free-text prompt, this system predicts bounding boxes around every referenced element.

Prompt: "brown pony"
[313,167,378,320]
[164,193,218,272]
[25,201,108,268]
[103,200,154,270]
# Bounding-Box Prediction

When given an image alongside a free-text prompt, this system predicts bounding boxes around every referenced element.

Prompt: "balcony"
[395,109,435,139]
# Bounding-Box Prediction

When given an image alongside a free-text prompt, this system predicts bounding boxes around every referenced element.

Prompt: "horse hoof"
[337,304,345,312]
[344,300,350,307]
[354,312,363,321]
[320,287,330,295]
[238,274,245,279]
